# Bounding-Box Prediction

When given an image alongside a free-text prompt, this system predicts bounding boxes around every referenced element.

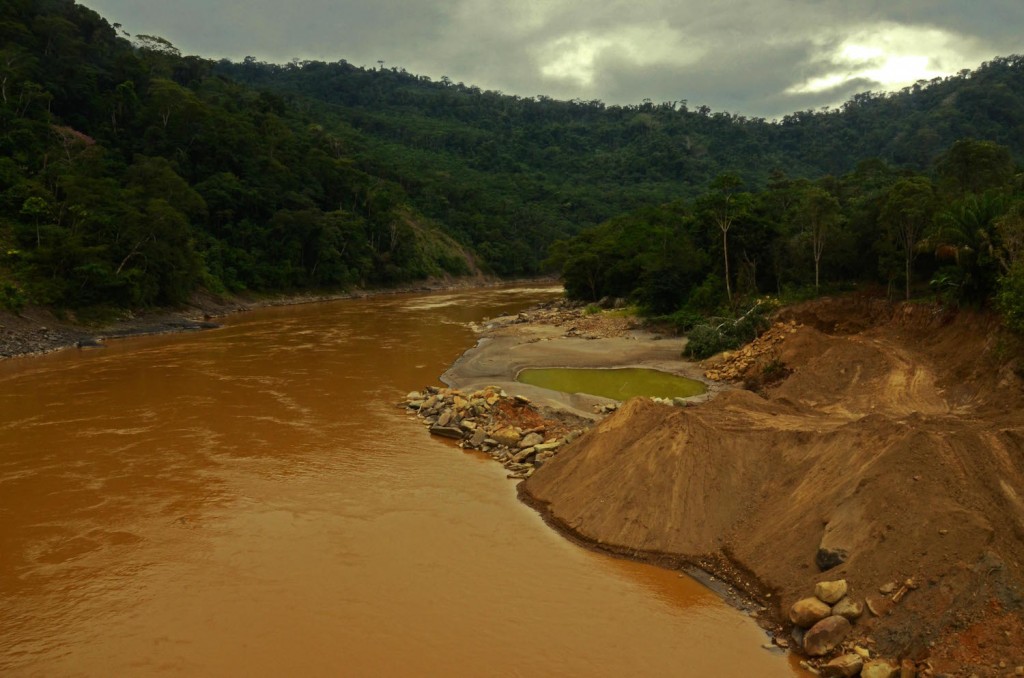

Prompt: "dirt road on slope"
[521,297,1024,676]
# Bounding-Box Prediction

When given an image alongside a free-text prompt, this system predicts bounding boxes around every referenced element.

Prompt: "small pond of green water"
[517,367,706,401]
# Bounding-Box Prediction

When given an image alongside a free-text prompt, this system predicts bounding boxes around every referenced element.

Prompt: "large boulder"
[831,596,864,620]
[815,579,849,604]
[790,597,832,628]
[803,615,852,657]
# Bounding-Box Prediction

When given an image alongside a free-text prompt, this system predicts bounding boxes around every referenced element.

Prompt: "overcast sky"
[82,0,1023,119]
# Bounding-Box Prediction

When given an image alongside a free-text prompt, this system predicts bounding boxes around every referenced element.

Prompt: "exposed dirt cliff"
[521,297,1024,676]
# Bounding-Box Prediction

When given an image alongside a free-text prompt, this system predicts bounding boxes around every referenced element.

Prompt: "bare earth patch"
[518,297,1024,677]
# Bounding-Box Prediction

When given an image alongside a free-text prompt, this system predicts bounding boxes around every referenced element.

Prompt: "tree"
[798,186,841,293]
[701,173,746,306]
[19,196,49,248]
[882,177,935,300]
[936,138,1014,198]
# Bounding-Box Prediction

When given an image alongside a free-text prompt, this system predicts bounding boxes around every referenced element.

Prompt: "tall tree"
[882,177,935,300]
[702,172,745,306]
[799,186,841,293]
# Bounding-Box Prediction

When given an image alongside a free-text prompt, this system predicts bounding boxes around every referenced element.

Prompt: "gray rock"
[518,432,544,449]
[512,447,537,463]
[816,546,848,571]
[815,579,849,604]
[428,425,464,439]
[831,597,864,620]
[468,429,488,448]
[803,615,852,657]
[821,654,864,678]
[789,597,832,628]
[437,409,453,427]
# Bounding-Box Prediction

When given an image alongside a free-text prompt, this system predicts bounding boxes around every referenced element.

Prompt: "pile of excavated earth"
[427,295,1024,678]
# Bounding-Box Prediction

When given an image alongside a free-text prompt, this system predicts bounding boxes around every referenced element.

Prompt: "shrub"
[0,279,27,313]
[997,264,1024,333]
[683,298,777,359]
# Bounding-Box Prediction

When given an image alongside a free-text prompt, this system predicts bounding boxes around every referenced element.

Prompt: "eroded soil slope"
[522,298,1024,675]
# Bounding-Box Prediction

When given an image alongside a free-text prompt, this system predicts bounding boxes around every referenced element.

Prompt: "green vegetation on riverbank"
[549,138,1024,336]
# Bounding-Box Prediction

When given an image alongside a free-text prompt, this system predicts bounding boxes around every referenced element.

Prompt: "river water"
[0,286,802,677]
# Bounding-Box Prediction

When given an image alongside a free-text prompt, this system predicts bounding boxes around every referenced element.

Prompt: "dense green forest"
[0,0,474,311]
[547,141,1024,355]
[2,0,1024,317]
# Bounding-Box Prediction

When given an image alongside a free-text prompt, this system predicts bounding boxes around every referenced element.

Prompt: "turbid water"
[517,366,707,400]
[0,286,803,677]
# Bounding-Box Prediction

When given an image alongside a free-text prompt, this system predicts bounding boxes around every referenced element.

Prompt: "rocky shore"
[401,385,589,479]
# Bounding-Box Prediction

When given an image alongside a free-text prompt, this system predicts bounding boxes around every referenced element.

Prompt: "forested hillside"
[2,0,1024,314]
[0,0,474,311]
[218,55,1024,273]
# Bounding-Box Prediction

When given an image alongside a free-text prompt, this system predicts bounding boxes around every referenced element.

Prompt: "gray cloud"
[81,0,1023,118]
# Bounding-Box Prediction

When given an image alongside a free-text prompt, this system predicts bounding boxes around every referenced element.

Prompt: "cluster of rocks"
[702,320,801,381]
[788,578,931,677]
[402,386,585,479]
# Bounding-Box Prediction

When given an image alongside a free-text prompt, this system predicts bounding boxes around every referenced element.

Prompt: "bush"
[683,298,777,359]
[651,308,702,333]
[0,279,27,313]
[997,264,1024,333]
[684,322,740,358]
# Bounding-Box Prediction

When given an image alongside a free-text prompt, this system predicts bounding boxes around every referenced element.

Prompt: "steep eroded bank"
[521,298,1024,676]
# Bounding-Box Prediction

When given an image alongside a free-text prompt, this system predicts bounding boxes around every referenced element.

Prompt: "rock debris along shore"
[421,296,1024,678]
[401,386,589,479]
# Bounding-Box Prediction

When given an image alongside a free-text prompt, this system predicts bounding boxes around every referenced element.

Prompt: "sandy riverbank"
[441,301,721,418]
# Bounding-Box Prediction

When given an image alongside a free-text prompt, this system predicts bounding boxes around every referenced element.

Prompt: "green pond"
[517,367,707,401]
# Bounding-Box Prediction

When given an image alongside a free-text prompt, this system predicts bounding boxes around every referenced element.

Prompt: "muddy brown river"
[0,287,803,677]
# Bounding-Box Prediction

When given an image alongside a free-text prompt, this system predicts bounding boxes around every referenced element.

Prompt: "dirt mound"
[521,298,1024,676]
